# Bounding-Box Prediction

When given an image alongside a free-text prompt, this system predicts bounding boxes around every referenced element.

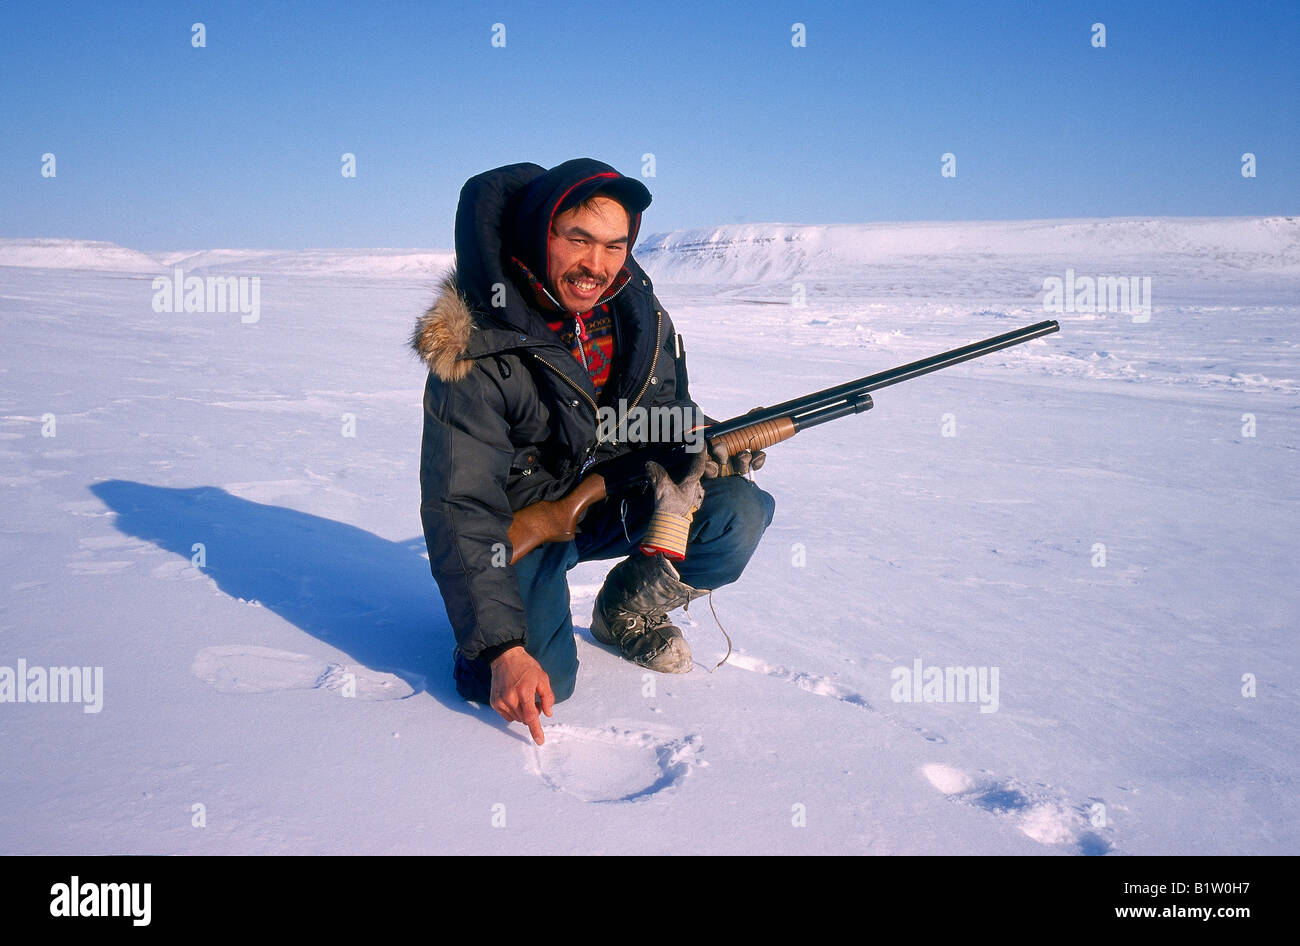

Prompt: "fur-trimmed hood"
[409,272,562,383]
[410,273,476,383]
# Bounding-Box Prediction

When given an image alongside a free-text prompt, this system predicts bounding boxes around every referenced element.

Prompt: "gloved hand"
[704,442,767,478]
[700,407,768,478]
[639,450,708,560]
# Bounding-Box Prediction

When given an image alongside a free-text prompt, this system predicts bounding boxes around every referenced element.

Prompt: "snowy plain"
[1,216,1296,855]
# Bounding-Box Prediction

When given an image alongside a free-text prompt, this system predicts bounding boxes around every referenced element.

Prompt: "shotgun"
[506,319,1060,564]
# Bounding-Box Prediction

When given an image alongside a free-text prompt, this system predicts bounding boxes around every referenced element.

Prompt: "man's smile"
[563,271,605,301]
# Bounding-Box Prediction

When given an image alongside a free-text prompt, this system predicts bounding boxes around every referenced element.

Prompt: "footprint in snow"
[922,763,1113,856]
[725,654,1110,854]
[724,652,947,744]
[527,724,704,803]
[192,644,419,700]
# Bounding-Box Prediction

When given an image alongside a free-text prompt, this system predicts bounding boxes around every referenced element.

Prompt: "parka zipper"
[529,302,661,416]
[627,304,663,411]
[530,352,602,473]
[574,316,590,374]
[530,353,599,415]
[528,296,663,471]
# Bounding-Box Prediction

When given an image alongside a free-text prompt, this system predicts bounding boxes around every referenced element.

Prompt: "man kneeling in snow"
[412,159,775,744]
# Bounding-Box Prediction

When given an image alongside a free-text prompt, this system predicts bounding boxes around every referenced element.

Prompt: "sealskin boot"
[591,553,710,674]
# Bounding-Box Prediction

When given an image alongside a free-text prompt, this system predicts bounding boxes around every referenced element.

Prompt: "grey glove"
[639,450,708,560]
[704,442,766,478]
[701,407,768,478]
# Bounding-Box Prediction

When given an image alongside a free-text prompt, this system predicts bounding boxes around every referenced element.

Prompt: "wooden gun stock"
[507,472,607,565]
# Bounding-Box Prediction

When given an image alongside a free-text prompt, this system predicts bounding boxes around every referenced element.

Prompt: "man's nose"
[580,244,602,271]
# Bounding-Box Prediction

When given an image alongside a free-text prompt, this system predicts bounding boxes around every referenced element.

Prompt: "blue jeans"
[454,475,776,702]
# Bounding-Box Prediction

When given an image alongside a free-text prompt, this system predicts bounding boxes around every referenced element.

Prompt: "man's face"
[546,195,630,313]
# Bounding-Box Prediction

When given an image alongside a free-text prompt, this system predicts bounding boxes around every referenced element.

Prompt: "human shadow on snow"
[90,480,508,731]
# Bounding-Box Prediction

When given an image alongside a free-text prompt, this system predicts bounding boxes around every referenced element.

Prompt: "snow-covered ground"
[1,216,1296,854]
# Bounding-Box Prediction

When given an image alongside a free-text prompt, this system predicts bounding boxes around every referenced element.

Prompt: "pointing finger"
[521,696,544,745]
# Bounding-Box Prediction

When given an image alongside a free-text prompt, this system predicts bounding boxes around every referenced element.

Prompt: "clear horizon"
[2,211,1293,257]
[3,0,1296,252]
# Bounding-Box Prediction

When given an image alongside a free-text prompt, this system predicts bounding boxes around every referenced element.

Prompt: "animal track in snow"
[192,645,419,700]
[922,763,1113,855]
[724,652,947,744]
[527,724,704,803]
[150,558,209,581]
[61,500,119,519]
[728,655,1110,853]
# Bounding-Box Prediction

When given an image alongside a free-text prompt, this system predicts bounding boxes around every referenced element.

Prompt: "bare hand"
[489,647,554,745]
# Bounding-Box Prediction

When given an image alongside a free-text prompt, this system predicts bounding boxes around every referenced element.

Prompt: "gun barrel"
[706,319,1059,438]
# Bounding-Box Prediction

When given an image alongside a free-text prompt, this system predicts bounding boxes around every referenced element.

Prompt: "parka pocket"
[508,446,541,478]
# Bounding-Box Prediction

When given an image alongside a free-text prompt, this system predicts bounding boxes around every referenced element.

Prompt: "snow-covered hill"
[0,239,453,278]
[157,247,455,277]
[0,238,164,273]
[638,216,1300,282]
[1,217,1296,855]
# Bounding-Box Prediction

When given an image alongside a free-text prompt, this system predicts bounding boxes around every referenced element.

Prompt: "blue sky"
[2,0,1296,251]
